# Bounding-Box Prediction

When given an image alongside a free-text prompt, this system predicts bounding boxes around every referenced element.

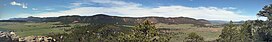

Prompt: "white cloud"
[95,0,140,6]
[75,0,141,7]
[71,3,83,7]
[45,8,54,10]
[69,2,94,8]
[22,4,27,8]
[32,8,38,10]
[11,0,262,21]
[10,1,21,6]
[10,1,28,8]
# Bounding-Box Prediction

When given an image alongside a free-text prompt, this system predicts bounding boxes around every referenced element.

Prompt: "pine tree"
[185,32,204,42]
[255,4,272,42]
[218,4,272,42]
[219,21,241,42]
[257,4,272,20]
[131,20,170,42]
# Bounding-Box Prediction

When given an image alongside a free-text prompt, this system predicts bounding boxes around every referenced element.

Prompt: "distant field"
[0,22,87,37]
[156,23,223,41]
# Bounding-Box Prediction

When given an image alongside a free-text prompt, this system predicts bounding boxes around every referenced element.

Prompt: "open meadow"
[156,23,223,41]
[0,22,88,37]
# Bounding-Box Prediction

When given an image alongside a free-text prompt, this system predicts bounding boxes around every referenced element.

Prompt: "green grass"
[156,23,194,29]
[0,22,87,37]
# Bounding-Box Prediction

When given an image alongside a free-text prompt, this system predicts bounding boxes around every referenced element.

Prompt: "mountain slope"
[3,14,211,25]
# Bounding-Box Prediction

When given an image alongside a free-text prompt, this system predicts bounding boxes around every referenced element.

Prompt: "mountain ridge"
[1,14,211,25]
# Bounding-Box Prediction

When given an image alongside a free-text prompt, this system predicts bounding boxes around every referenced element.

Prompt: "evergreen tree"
[218,4,272,42]
[185,32,204,42]
[130,20,170,42]
[51,20,171,42]
[257,4,272,20]
[219,21,242,42]
[255,4,272,42]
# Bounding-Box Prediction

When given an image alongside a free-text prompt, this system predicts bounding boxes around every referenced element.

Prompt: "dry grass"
[156,23,223,41]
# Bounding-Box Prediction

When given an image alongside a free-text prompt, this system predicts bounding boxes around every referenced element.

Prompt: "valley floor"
[0,22,223,42]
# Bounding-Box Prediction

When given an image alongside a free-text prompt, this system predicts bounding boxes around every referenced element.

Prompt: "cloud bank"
[12,0,261,21]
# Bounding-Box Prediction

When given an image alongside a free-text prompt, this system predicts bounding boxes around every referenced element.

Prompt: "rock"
[0,31,56,42]
[0,31,19,42]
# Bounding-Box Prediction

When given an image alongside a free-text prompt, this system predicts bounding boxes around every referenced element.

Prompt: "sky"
[0,0,271,21]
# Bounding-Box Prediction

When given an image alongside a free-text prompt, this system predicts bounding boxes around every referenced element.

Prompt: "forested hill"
[2,14,210,25]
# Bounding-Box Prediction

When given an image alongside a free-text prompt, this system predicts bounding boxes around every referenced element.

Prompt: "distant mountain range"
[208,20,228,24]
[0,14,212,25]
[208,20,246,25]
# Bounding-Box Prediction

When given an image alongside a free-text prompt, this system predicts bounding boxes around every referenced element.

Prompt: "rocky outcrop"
[19,36,56,42]
[0,31,19,42]
[0,31,56,42]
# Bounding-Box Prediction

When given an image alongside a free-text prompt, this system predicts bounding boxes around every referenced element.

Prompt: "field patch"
[156,23,223,41]
[0,22,87,37]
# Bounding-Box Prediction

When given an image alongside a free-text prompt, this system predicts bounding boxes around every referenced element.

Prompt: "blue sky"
[0,0,271,21]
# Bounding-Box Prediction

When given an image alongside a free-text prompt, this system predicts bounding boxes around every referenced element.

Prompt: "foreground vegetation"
[217,4,272,42]
[0,22,222,42]
[48,21,172,42]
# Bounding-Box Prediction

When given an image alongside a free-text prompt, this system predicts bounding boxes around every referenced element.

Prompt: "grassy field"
[156,23,223,41]
[0,22,87,37]
[0,22,223,41]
